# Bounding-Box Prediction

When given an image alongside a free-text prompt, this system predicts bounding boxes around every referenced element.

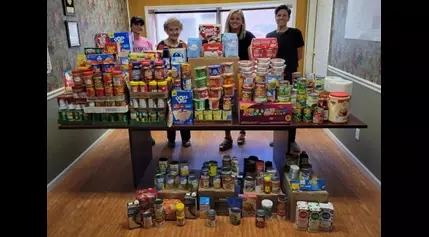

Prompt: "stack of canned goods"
[154,158,194,191]
[199,156,238,191]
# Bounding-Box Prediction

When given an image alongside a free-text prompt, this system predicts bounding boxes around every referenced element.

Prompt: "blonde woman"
[219,9,256,152]
[156,18,191,148]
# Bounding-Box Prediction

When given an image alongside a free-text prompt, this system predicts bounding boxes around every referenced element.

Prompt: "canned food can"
[171,63,181,79]
[166,174,175,189]
[303,108,312,123]
[213,175,222,189]
[296,95,306,108]
[182,77,192,90]
[313,107,324,124]
[207,209,217,227]
[178,175,188,190]
[154,173,164,191]
[293,108,302,122]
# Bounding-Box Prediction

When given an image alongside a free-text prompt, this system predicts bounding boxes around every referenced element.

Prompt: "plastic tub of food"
[208,76,222,87]
[195,77,208,88]
[209,98,220,110]
[209,87,222,99]
[194,66,208,78]
[270,58,285,66]
[195,87,209,99]
[239,66,253,73]
[257,58,270,63]
[223,84,235,96]
[238,60,253,67]
[222,73,235,85]
[208,65,221,76]
[271,65,286,73]
[220,62,234,74]
[257,62,270,69]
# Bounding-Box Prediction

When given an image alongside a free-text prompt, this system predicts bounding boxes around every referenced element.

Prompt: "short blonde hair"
[224,9,247,40]
[163,18,183,32]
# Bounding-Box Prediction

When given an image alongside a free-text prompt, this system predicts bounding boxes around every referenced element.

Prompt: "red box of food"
[203,43,223,57]
[251,38,278,59]
[103,42,120,55]
[199,24,221,43]
[238,101,292,124]
[95,33,110,48]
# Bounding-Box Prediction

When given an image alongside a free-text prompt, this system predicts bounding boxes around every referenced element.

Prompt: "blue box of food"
[109,32,133,51]
[171,90,193,125]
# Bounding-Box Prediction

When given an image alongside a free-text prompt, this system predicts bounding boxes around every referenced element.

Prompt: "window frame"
[144,0,297,46]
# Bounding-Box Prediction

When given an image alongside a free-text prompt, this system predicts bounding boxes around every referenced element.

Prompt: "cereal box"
[199,196,210,219]
[307,202,321,232]
[171,90,194,125]
[109,32,134,51]
[127,200,142,229]
[222,33,238,57]
[203,43,223,57]
[295,201,309,230]
[251,38,278,59]
[187,38,202,58]
[199,24,221,43]
[95,33,110,48]
[319,202,334,232]
[239,193,257,217]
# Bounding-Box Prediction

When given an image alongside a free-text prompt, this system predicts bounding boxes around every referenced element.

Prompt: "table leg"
[128,129,153,188]
[272,130,290,190]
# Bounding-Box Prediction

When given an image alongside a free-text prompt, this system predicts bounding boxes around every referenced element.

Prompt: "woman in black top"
[219,9,255,152]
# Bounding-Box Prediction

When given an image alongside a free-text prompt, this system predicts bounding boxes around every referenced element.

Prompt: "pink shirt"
[133,36,153,52]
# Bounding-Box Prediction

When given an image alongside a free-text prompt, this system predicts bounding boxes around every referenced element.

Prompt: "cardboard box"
[251,38,278,59]
[283,172,329,222]
[243,191,283,210]
[171,90,193,125]
[157,189,188,202]
[239,101,293,124]
[109,32,133,51]
[203,43,223,57]
[199,24,221,43]
[198,187,235,216]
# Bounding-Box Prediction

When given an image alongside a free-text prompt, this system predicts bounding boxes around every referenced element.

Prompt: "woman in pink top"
[130,16,155,146]
[130,16,153,53]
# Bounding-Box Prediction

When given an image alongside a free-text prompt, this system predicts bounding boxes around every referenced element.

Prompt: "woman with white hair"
[219,9,256,152]
[156,18,191,148]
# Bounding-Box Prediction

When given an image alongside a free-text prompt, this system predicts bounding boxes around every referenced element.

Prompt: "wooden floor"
[47,129,380,237]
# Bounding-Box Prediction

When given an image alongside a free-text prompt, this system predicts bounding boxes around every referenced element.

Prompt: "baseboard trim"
[47,129,113,193]
[327,66,381,94]
[47,87,65,101]
[323,128,381,188]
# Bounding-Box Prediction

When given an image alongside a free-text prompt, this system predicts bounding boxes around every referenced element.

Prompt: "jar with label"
[148,99,156,108]
[103,72,113,88]
[207,209,217,227]
[222,167,233,190]
[154,64,165,80]
[149,81,158,92]
[180,161,189,176]
[261,199,273,220]
[157,99,165,108]
[154,173,165,191]
[263,176,271,194]
[318,92,329,121]
[276,194,288,220]
[271,176,280,194]
[176,203,185,226]
[130,81,140,92]
[93,73,103,89]
[231,156,239,176]
[154,198,165,228]
[112,71,123,86]
[255,82,266,97]
[165,173,175,189]
[256,209,265,228]
[72,69,83,85]
[188,174,198,191]
[222,155,232,168]
[200,175,210,188]
[255,175,263,193]
[142,61,153,80]
[209,160,218,177]
[113,85,124,96]
[132,62,142,81]
[139,99,147,108]
[244,176,255,192]
[83,71,94,87]
[289,165,299,179]
[230,207,241,225]
[213,175,222,189]
[158,80,168,92]
[307,93,319,109]
[178,175,188,190]
[139,81,147,92]
[158,157,168,174]
[143,211,153,228]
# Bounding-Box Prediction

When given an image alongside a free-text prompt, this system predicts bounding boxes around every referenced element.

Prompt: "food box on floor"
[162,199,183,220]
[198,187,235,216]
[283,172,329,221]
[238,101,293,124]
[251,38,278,59]
[171,90,193,125]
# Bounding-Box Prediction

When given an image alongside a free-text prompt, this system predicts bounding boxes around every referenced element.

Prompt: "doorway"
[304,0,334,76]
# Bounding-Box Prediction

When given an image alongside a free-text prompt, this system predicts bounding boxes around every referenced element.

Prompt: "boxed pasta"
[203,43,223,57]
[251,38,278,59]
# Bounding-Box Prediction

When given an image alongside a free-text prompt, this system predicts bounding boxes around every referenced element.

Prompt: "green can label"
[293,108,302,122]
[303,108,312,123]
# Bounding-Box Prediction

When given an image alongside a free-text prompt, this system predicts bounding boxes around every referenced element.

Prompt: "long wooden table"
[59,114,367,188]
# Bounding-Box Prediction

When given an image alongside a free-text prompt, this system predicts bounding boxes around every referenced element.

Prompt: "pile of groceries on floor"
[56,24,353,126]
[128,154,334,232]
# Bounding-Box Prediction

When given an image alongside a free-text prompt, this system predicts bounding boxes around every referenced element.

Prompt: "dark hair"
[275,5,291,17]
[130,16,145,26]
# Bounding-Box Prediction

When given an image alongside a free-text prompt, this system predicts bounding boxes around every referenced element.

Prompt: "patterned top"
[156,40,187,50]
